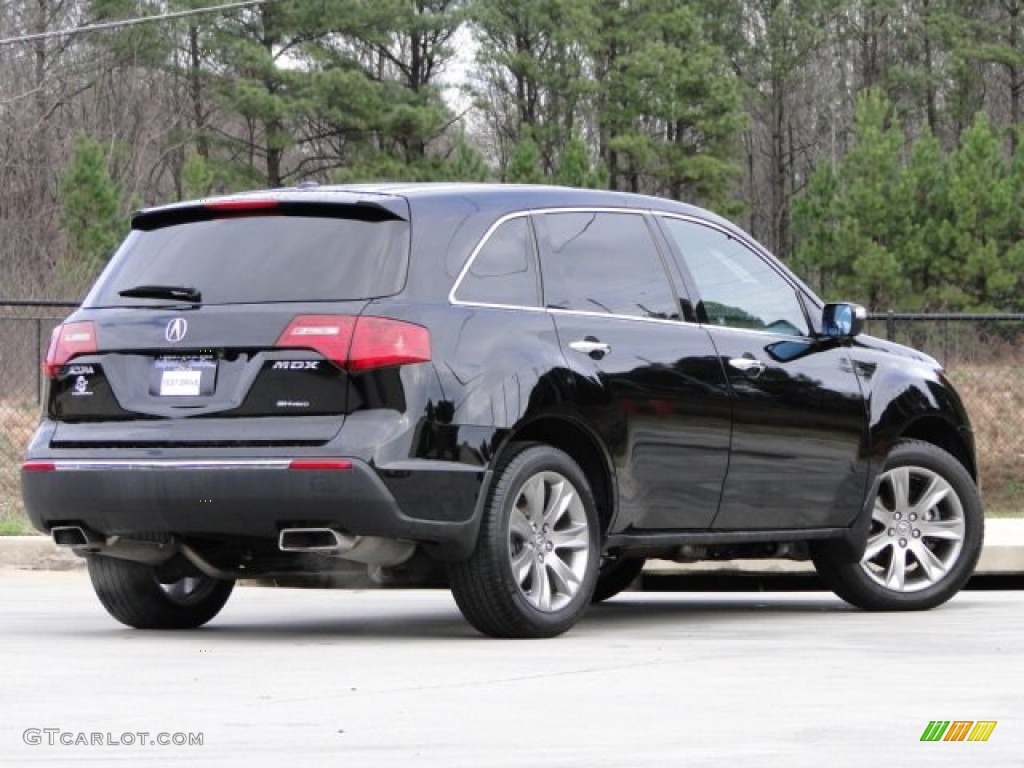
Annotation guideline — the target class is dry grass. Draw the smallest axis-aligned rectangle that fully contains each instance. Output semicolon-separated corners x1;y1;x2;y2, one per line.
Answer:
0;399;41;533
947;365;1024;514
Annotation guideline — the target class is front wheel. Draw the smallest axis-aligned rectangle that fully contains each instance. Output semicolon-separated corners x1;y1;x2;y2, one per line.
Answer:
88;555;235;629
447;443;600;638
812;439;983;611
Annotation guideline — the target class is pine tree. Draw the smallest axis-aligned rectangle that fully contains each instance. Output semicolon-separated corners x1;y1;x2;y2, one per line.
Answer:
472;0;598;174
505;130;545;183
182;151;215;199
946;112;1019;310
791;160;841;298
594;0;744;209
554;137;602;188
792;90;907;310
444;132;491;182
58;135;126;293
894;127;953;309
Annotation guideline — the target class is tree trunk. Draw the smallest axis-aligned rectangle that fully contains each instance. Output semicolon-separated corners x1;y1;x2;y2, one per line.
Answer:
770;71;788;257
189;26;208;160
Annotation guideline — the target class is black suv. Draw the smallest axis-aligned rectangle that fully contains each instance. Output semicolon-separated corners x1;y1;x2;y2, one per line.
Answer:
21;183;984;638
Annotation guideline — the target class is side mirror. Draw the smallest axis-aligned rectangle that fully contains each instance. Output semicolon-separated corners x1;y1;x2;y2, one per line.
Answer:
821;303;866;340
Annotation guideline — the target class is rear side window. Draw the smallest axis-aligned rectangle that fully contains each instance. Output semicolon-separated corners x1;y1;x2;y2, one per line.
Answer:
454;216;540;307
539;212;679;320
85;214;410;306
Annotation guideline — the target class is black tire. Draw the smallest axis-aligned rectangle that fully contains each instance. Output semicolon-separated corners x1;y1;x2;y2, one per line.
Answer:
812;439;983;611
447;443;600;638
592;556;646;603
87;555;235;629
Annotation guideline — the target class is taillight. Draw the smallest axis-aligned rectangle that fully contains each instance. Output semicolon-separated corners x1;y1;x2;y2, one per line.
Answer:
288;459;353;471
276;315;356;367
22;461;56;472
43;321;97;378
347;316;431;371
275;315;430;371
203;199;279;212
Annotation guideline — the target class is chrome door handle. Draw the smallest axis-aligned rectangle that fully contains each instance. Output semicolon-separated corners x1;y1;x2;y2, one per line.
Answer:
728;357;765;377
569;339;611;357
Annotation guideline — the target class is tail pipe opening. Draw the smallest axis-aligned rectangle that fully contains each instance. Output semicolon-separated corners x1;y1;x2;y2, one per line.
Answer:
278;527;414;566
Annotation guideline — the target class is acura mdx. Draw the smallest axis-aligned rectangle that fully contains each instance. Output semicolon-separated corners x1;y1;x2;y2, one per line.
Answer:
21;184;984;638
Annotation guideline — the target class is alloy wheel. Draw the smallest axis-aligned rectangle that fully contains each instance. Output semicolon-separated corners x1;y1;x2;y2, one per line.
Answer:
859;465;966;593
508;470;591;612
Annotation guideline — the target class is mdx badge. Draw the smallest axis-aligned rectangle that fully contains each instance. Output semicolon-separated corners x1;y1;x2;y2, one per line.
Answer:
272;361;320;370
165;317;188;343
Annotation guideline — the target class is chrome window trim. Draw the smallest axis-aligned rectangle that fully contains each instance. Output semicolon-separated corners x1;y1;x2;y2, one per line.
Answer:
545;307;685;328
448;205;804;336
449;206;659;308
652;211;804;291
653;211;813;337
448;211;537;308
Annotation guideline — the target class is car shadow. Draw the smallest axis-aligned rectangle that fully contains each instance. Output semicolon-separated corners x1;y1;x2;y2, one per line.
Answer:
169;590;859;642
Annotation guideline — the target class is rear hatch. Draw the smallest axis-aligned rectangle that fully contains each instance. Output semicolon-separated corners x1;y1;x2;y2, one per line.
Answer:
45;196;419;447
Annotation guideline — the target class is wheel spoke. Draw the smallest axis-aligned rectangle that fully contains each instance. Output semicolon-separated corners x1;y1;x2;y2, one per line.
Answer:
863;530;891;562
911;475;952;518
511;546;533;585
533;560;552;611
871;498;891;524
549;520;589;552
544;479;575;527
911;542;946;583
917;517;964;542
888;467;912;512
884;549;908;591
520;475;545;521
509;507;533;541
547;553;580;595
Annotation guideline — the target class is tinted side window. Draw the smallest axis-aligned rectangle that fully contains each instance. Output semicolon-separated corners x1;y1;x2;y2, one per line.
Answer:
455;217;539;306
661;218;808;336
540;212;678;320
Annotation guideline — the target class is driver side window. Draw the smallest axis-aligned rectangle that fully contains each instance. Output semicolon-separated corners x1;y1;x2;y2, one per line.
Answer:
660;218;808;336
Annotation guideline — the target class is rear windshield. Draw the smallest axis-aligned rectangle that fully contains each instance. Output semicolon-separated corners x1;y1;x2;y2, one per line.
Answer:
84;214;410;306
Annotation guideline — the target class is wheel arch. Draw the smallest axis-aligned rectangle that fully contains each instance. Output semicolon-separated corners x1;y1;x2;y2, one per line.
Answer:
899;415;977;481
498;415;617;535
866;365;978;482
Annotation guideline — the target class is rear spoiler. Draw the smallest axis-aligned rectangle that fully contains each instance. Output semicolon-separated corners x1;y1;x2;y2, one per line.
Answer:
131;198;408;231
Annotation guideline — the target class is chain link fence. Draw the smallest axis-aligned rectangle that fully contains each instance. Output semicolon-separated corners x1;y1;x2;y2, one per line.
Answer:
0;302;76;530
0;304;1021;530
866;313;1024;515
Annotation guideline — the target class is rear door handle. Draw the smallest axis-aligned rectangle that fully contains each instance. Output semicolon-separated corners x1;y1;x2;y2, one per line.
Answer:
728;357;765;377
569;339;611;358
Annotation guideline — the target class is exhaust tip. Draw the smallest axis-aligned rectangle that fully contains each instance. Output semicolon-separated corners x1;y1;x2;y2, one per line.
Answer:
279;528;352;553
51;525;101;548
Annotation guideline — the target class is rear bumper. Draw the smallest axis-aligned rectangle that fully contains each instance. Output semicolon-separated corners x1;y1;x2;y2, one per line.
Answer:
21;454;486;559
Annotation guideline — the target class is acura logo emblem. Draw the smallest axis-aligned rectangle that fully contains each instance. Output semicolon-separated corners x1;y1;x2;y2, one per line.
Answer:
165;317;188;343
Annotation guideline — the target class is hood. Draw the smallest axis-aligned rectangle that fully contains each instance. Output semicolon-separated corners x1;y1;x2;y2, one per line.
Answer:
851;334;942;369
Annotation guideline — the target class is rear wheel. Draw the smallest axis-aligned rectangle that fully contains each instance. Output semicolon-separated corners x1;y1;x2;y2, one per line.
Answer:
448;443;600;638
592;555;646;603
813;440;983;611
87;555;234;629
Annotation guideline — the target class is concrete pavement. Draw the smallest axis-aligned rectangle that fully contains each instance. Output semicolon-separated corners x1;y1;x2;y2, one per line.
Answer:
0;570;1021;767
